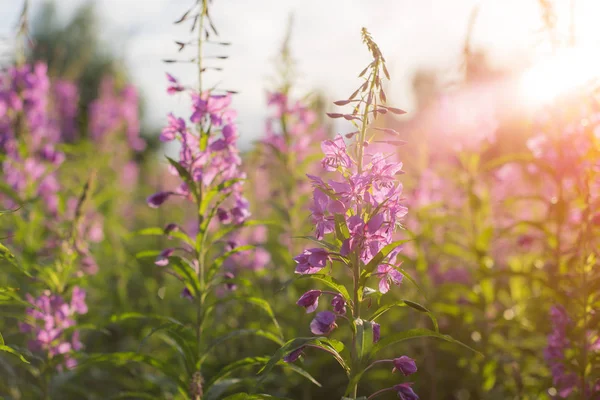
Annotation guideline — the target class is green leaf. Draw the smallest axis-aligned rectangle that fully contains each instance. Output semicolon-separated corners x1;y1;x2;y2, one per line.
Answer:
294;236;339;252
200;330;283;364
295;274;351;304
110;313;185;326
354;318;374;363
403;300;439;332
166;156;197;201
0;345;29;364
139;323;196;375
282;362;322;387
207;357;269;388
0;243;30;277
204;378;242;400
208;296;282;338
208;357;321;391
169;255;201;296
372;328;482;356
135;250;161;259
134;227;195;247
201;178;243;214
258;337;349;378
370;302;407;321
334;214;349;239
363;240;410;275
82;352;185;388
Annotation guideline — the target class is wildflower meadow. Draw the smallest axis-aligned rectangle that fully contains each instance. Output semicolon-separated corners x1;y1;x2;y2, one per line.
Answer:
0;0;599;399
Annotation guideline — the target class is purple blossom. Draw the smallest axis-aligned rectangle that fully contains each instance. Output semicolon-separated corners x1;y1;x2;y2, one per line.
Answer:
147;191;175;208
321;135;352;171
283;346;305;363
181;287;194;301
331;294;346;315
310;311;337;335
393;356;417;376
372;322;381;343
309;190;335;240
394;383;419;400
20;288;87;370
297;290;322;313
166;73;184;94
376;263;404;294
155;248;175;266
294;248;331;275
161;113;186;142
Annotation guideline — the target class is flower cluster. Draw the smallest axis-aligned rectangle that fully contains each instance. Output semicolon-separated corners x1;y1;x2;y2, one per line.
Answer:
149;74;249;223
544;305;578;398
147;74;251;299
223;226;271;272
277;28;423;400
89;77;145;151
0;63;64;214
19;287;88;370
262;91;326;163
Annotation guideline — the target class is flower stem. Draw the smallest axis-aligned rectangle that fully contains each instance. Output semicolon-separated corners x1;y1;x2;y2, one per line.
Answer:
367;387;394;400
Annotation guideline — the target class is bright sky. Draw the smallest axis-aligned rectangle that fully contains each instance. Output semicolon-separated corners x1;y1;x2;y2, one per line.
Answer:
2;0;600;147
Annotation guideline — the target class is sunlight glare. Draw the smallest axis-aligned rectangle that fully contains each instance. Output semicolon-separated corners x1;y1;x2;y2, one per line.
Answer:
518;48;600;108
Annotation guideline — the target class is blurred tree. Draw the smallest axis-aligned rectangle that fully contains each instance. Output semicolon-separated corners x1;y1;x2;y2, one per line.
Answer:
28;1;161;156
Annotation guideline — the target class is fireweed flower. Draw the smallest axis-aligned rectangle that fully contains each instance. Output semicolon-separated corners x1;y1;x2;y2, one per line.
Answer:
310;311;337;335
297;290;322;313
331;294;347;315
19;288;88;370
543;305;591;398
88;77;145;151
394;383;419;400
0;63;64;214
293;248;331;274
273;29;426;400
222;228;271;272
393;356;417;376
147;73;251;298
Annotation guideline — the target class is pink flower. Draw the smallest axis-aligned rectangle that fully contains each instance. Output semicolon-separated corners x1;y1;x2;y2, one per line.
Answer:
296;290;322;313
321;135;352;171
294;248;331;275
310;311;337;335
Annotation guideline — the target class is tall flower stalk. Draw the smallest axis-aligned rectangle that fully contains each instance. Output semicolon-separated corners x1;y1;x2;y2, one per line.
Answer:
141;2;295;398
260;28;475;400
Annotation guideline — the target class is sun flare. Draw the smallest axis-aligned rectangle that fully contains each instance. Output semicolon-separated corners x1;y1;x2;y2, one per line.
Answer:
518;47;600;108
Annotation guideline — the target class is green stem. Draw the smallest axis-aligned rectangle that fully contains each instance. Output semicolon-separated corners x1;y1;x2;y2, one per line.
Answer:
195;0;208;369
356;68;378;174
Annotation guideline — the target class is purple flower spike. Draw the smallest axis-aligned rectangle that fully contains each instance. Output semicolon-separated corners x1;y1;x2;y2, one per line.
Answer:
310;311;337;335
296;290;322;313
394;383;419;400
147;191;174;208
331;294;346;315
393;356;417;376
